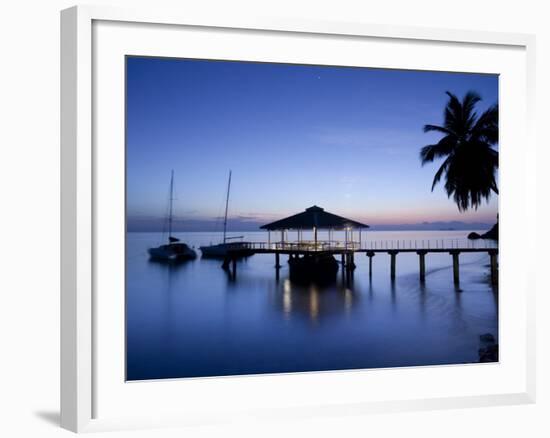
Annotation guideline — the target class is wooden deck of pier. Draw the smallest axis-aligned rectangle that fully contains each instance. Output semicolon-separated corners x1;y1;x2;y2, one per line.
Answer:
223;241;498;285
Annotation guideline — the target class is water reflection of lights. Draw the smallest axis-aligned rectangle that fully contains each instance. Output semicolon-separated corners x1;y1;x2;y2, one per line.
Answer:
309;285;319;321
283;279;292;316
344;288;353;312
279;279;358;321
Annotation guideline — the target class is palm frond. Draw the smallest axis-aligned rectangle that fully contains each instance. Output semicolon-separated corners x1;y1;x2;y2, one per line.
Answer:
420;90;499;211
420;136;456;165
471;104;498;144
431;157;451;191
462;91;481;114
423;124;455;136
444;92;462;128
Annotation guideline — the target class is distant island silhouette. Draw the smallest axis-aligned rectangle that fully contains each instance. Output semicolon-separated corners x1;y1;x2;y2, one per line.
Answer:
127;217;493;233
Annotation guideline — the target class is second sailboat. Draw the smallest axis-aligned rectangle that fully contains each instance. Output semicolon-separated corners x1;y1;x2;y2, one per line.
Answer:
200;171;254;258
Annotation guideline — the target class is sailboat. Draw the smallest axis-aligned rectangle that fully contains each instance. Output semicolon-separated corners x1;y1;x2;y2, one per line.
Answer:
200;171;254;258
148;170;197;262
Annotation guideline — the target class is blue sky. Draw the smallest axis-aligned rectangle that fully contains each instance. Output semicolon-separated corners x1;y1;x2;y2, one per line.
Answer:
126;57;498;231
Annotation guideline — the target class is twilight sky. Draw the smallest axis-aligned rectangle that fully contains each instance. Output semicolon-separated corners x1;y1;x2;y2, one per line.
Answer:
126;56;498;231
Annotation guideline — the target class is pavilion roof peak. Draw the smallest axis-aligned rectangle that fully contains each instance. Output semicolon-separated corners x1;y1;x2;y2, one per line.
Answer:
305;205;324;212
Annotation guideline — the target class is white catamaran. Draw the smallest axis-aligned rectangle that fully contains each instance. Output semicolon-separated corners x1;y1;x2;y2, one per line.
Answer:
200;170;253;258
148;170;197;262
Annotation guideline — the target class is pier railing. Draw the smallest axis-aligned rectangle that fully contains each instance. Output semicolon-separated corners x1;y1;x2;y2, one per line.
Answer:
241;240;361;251
363;239;498;250
238;239;497;252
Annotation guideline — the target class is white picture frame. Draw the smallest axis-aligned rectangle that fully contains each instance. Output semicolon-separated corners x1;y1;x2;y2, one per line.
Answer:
61;4;536;433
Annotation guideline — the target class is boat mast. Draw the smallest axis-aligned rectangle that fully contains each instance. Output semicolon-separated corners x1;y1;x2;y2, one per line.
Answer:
223;170;232;244
168;169;174;241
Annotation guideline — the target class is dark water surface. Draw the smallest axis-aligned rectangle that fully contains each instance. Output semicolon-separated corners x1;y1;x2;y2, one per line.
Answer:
126;231;498;380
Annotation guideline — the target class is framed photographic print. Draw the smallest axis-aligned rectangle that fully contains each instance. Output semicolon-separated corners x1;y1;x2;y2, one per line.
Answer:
61;5;536;433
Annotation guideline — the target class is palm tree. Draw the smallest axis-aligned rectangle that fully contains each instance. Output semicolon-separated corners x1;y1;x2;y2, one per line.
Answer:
420;91;498;211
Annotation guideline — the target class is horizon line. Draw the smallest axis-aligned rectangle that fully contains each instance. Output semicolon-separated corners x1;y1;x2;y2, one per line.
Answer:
127;226;494;233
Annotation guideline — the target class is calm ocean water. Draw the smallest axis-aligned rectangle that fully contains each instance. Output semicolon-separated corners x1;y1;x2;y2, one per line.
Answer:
126;230;498;380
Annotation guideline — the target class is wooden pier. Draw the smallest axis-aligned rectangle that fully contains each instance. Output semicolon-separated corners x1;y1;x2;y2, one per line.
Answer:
221;206;498;286
223;240;499;285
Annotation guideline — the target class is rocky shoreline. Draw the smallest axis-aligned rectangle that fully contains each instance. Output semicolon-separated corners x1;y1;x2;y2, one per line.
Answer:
468;222;498;241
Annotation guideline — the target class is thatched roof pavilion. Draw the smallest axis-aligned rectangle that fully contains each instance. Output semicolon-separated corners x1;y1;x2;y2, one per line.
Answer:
260;206;369;250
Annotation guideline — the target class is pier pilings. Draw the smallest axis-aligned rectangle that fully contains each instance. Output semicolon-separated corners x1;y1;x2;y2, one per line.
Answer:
224;244;497;288
417;250;428;282
346;252;356;271
366;251;375;277
450;250;460;284
388;250;399;280
222;256;237;280
489;250;498;285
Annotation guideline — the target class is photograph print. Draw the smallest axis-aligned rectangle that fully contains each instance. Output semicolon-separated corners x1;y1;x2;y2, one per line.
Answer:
125;56;499;381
